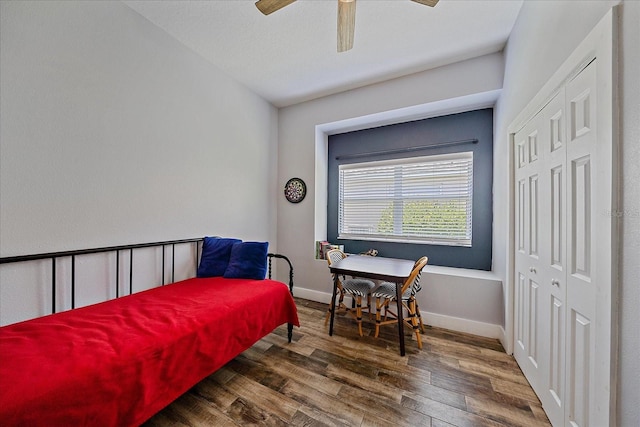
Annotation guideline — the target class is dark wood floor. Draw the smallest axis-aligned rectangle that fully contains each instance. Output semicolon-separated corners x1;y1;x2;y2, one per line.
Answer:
144;298;550;427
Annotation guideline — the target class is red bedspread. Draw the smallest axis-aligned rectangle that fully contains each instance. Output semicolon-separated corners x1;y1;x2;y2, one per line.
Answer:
0;277;299;426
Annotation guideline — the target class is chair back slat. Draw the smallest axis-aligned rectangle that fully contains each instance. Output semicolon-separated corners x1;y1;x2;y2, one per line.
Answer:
326;249;347;267
400;256;428;297
326;249;349;284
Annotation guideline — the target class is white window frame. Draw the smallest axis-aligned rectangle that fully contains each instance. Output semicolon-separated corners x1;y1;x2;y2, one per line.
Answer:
338;152;473;247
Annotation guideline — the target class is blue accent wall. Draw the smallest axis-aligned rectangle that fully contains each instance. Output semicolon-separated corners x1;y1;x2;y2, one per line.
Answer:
327;108;493;270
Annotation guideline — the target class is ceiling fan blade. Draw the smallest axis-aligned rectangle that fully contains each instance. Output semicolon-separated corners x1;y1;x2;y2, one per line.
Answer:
411;0;439;7
255;0;297;15
337;0;356;52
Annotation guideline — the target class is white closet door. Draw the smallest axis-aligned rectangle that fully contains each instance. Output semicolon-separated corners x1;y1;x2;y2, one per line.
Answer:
514;58;612;427
513;110;544;391
564;60;599;427
515;89;569;427
510;12;615;427
538;89;567;427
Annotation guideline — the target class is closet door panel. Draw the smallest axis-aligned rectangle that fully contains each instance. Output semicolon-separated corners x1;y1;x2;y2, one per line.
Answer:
568;309;591;427
565;60;597;427
513;115;544;390
539;90;567;427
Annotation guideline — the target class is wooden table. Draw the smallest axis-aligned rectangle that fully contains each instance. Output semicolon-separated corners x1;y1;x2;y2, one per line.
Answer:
328;255;415;356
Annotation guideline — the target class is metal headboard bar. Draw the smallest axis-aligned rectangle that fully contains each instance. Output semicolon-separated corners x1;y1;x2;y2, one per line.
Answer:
161;246;165;286
0;238;204;313
129;249;134;296
172;244;176;283
267;252;295;342
71;255;76;310
267;253;294;294
51;259;56;314
0;238;204;264
116;250;120;298
1;239;294;319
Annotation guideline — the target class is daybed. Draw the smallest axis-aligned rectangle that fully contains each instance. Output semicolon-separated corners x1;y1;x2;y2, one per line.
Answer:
0;238;299;426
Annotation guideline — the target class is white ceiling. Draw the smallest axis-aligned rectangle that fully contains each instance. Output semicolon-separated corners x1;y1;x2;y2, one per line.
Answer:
123;0;523;107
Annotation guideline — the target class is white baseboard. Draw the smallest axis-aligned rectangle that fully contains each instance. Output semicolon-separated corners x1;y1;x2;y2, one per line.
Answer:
422;311;504;340
293;287;503;341
293;287;334;304
498;326;509;353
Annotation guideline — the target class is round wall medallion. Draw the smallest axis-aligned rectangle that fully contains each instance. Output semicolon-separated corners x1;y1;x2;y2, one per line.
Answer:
284;178;306;203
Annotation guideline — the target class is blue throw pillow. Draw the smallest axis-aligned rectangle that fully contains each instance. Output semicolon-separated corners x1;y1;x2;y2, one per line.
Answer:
197;237;242;277
223;241;269;280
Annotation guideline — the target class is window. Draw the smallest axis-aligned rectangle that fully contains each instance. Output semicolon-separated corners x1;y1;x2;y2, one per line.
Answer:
338;152;473;247
327;108;493;271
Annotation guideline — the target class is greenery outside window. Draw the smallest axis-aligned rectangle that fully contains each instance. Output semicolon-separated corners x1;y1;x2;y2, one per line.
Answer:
338;152;473;247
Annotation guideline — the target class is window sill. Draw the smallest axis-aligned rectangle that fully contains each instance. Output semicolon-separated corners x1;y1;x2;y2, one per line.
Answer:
422;264;500;281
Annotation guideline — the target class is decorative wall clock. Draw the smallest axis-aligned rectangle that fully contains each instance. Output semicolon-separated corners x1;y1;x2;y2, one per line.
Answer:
284;178;306;203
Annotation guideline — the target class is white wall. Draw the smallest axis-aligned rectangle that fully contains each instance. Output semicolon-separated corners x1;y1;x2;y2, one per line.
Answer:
0;1;279;258
278;53;506;338
0;1;278;323
495;1;639;425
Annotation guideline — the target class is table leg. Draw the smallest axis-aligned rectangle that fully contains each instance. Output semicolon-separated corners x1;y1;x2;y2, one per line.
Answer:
396;281;405;356
329;274;339;336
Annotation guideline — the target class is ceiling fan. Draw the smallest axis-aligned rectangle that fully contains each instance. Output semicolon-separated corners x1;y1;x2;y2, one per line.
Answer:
255;0;439;52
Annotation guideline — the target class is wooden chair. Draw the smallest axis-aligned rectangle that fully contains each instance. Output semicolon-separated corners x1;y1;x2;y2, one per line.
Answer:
324;249;376;336
371;256;428;349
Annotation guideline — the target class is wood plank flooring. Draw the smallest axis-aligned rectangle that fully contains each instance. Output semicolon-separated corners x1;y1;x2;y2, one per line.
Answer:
144;298;550;427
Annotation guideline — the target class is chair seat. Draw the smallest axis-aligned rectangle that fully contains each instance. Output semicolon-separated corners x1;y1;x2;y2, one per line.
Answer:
341;278;375;296
371;256;428;350
324;248;377;337
370;281;411;300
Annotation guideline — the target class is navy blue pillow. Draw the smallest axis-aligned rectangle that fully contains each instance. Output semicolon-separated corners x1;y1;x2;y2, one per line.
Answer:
223;241;269;280
197;237;242;277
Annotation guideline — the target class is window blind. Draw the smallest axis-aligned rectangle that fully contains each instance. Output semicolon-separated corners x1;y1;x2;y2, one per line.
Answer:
338;152;473;246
